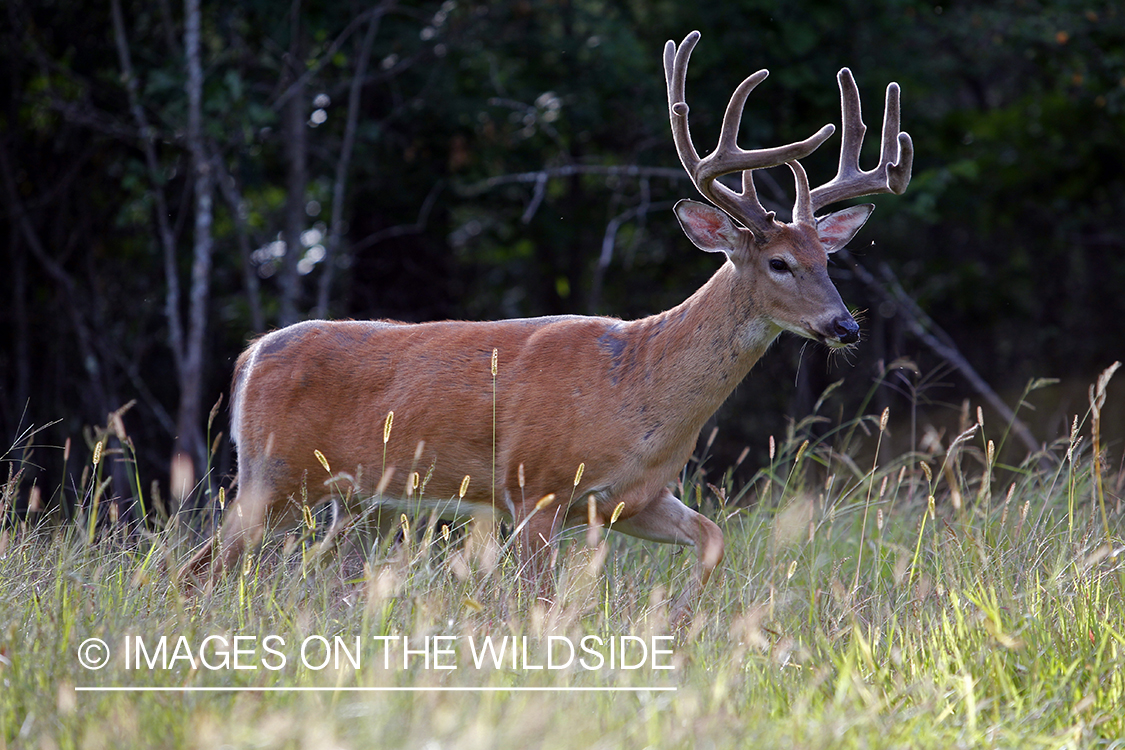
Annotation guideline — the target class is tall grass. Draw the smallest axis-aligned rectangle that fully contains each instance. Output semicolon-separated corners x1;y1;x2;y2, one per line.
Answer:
1;370;1123;749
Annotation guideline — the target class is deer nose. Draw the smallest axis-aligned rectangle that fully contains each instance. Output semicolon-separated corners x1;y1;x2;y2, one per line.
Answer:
833;316;860;344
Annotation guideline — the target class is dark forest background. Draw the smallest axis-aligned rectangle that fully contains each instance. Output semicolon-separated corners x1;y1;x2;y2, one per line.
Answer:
2;0;1123;517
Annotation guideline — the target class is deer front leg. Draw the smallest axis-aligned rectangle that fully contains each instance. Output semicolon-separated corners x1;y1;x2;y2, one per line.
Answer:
611;488;724;620
511;501;567;606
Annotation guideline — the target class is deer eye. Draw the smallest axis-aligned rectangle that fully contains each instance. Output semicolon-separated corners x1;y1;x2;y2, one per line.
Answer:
769;258;790;274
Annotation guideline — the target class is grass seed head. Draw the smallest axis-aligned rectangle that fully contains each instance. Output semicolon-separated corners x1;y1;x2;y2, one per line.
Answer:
208;394;223;431
111;411;128;441
1093;361;1121;406
314;449;330;474
573;462;585;487
170;452;194;504
375;467;395;496
459;474;470;498
610;501;625;525
383;410;394;444
586;496;600;547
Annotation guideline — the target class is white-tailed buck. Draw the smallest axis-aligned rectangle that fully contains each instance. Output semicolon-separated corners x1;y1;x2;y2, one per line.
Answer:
186;31;912;612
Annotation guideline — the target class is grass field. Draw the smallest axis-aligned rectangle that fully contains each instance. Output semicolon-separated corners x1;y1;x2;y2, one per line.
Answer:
2;371;1124;749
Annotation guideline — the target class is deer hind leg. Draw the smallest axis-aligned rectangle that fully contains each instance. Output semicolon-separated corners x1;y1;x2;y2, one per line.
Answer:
347;499;408;560
611;488;724;620
182;472;283;585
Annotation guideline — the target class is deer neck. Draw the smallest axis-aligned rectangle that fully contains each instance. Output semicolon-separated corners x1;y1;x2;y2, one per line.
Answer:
615;260;779;448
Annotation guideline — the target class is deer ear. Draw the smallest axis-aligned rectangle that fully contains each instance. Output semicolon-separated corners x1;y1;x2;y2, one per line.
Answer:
675;200;744;255
816;204;874;254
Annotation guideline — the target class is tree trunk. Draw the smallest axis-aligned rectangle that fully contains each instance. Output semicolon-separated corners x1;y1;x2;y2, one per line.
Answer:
279;0;307;326
176;0;214;481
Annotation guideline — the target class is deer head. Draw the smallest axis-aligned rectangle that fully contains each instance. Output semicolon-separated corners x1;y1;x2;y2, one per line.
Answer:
664;31;913;348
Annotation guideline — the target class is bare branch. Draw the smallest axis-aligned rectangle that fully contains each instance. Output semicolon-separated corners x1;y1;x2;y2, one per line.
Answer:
349;180;443;254
521;172;550;224
316;4;389;317
270;4;393;112
111;0;185;372
589;199;677;313
460;164;689;197
839;249;1040;457
0;138;107;411
211;149;264;333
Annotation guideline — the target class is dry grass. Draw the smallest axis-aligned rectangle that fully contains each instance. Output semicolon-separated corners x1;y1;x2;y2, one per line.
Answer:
1;368;1124;749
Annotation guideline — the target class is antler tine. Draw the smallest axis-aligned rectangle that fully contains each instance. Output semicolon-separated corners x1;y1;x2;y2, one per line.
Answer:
705;72;836;179
881;83;914;195
809;68;914;213
665;31;834;234
665;32;702;173
713;70;772;155
788;160;814;227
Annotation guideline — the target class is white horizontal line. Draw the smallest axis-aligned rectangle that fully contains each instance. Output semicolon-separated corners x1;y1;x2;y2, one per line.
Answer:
75;685;676;693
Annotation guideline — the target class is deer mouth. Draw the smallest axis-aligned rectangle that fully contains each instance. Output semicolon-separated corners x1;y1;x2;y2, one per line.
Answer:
807;316;860;348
